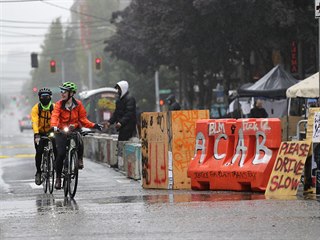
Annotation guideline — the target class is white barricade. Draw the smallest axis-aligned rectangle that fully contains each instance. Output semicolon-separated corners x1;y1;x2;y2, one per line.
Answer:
124;143;142;180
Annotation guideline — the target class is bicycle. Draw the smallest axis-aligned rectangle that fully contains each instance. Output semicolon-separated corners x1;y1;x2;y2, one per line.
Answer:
40;133;55;194
58;127;93;198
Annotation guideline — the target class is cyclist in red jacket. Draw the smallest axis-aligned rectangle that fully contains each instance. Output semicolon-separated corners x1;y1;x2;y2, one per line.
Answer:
50;81;103;189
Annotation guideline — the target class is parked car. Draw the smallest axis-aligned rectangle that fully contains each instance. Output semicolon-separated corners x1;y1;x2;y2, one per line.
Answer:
19;115;32;132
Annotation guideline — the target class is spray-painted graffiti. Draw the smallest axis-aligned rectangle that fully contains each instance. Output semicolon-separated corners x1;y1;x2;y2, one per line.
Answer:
188;118;282;191
141;112;168;188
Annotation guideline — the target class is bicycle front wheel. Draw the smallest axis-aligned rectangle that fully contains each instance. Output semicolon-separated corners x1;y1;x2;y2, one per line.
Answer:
48;149;55;194
68;149;78;199
41;151;48;193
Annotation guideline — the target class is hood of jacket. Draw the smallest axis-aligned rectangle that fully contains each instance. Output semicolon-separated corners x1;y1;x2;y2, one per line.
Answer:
116;80;129;99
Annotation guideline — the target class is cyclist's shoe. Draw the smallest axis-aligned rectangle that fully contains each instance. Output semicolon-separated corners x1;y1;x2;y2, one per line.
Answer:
55;177;61;190
35;172;42;185
78;158;84;170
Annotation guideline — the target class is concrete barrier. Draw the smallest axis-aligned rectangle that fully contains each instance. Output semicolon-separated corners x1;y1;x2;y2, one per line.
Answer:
83;134;95;159
83;110;214;189
117;141;127;172
124;143;142;180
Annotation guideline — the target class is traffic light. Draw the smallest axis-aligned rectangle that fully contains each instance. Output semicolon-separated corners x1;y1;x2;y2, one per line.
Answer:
95;57;101;70
33;87;38;93
159;99;165;106
50;60;56;73
31;53;38;68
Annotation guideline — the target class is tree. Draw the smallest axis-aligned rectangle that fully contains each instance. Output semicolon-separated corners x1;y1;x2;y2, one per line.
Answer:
104;0;317;110
29;18;64;103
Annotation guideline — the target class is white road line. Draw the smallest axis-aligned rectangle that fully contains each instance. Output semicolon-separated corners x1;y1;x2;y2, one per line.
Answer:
29;183;43;189
116;179;132;184
0;165;10;192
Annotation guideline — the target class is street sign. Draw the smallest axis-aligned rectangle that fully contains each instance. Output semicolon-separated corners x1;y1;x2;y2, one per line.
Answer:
316;0;320;18
159;89;171;94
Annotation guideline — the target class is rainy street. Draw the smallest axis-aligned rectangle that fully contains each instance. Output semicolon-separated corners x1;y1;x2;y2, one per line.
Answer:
1;1;320;239
0;109;319;240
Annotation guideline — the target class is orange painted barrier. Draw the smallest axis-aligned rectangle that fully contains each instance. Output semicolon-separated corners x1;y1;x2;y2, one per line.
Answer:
187;118;282;191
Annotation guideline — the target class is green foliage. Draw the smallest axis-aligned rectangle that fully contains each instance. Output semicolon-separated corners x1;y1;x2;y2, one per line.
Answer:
105;0;317;109
26;0;317;112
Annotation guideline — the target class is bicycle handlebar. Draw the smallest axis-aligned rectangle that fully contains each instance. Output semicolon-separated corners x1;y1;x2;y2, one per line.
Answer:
51;127;95;137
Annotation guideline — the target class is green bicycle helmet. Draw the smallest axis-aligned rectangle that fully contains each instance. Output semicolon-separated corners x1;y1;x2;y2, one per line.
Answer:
59;81;77;92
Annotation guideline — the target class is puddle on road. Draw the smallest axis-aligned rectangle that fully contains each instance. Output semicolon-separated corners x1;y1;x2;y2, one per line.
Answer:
36;194;79;213
0;194;79;218
97;191;320;205
1;192;319;217
98;192;266;205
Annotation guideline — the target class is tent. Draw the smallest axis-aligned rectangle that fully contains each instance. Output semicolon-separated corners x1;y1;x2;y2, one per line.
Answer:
234;65;298;118
238;65;299;99
286;72;319;98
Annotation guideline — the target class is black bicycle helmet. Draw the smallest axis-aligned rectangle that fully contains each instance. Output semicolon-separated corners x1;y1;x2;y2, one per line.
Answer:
38;88;52;96
59;81;77;92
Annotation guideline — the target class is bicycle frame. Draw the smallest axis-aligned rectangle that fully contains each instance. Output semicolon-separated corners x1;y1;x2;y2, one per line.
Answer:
40;133;55;194
56;127;94;198
61;129;81;199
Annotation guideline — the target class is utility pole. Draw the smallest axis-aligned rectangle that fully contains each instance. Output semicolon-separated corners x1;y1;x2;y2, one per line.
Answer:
88;50;93;90
61;59;65;84
314;0;320;195
155;70;160;112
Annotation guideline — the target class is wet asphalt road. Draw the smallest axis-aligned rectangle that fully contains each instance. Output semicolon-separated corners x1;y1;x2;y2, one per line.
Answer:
1;110;320;239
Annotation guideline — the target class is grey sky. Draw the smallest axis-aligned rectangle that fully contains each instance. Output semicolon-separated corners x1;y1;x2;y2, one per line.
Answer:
0;0;74;94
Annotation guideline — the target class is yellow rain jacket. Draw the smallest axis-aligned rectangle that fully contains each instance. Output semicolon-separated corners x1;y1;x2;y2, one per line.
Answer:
31;103;55;134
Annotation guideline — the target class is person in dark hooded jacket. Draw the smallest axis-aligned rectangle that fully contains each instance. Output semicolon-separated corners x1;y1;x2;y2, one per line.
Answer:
105;80;137;141
166;94;181;111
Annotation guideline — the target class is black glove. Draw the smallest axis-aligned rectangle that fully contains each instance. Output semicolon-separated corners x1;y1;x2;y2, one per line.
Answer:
34;134;40;145
94;123;103;131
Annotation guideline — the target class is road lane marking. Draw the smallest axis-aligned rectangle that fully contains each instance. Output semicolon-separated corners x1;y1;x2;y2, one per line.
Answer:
29;183;43;189
0;144;33;149
116;179;132;184
0;164;10;192
0;154;35;159
14;154;35;158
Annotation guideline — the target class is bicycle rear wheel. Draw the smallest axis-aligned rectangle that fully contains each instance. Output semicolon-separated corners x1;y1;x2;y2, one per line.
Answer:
48;150;55;194
68;149;78;198
41;151;48;193
61;155;69;197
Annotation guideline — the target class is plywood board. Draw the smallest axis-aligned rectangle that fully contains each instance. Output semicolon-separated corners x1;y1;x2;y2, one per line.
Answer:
141;112;169;189
170;110;209;189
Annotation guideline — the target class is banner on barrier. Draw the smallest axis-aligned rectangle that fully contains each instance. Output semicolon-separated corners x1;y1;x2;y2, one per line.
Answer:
265;140;311;196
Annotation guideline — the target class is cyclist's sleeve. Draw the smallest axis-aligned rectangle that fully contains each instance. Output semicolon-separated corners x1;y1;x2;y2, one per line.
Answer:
78;101;95;128
50;101;61;128
31;104;39;134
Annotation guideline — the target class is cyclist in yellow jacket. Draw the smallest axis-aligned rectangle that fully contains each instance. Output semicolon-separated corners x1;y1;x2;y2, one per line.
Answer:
31;88;55;185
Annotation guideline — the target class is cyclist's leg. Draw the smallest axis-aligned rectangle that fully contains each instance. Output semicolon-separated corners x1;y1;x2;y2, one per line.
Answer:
54;133;67;189
51;137;57;159
34;136;45;185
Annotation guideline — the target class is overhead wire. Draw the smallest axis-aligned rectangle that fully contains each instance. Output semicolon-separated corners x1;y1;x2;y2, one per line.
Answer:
0;39;106;57
1;0;115;58
40;0;110;22
0;0;44;2
0;18;106;25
